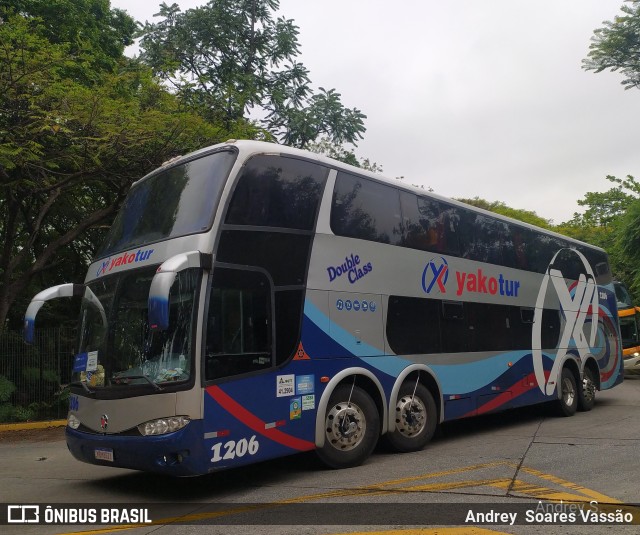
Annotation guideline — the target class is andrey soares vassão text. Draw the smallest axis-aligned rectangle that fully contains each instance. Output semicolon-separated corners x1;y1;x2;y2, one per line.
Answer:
464;501;635;526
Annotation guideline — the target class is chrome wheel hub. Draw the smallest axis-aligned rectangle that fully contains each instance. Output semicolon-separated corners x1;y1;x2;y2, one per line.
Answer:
582;375;596;403
325;402;366;451
395;394;426;437
562;377;576;406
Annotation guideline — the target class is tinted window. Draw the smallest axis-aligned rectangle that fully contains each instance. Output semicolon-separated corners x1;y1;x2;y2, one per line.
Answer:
98;150;236;257
217;230;312;286
614;282;633;308
225;155;328;230
540;309;561;349
205;268;272;380
386;296;555;355
528;234;566;273
386;296;441;354
511;225;533;271
619;314;640;349
400;192;462;255
460;213;513;265
331;172;403;244
329;173;608;277
274;290;304;364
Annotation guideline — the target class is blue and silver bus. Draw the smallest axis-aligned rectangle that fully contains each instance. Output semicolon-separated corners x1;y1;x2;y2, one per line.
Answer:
25;140;623;475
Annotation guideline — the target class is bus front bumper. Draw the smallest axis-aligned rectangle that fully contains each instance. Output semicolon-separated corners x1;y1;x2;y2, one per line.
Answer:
65;420;210;476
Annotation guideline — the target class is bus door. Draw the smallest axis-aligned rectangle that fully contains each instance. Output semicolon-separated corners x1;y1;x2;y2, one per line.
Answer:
200;265;316;469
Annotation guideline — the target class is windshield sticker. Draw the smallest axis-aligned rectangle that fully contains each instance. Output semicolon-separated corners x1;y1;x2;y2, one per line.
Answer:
96;248;155;277
86;351;98;372
72;353;88;373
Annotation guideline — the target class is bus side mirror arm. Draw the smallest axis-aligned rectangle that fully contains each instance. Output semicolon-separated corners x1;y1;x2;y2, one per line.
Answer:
148;251;212;331
24;283;86;343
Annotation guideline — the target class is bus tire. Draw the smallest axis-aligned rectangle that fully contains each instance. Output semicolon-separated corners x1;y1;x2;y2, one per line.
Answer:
555;367;578;417
386;382;437;453
578;367;597;412
316;384;379;469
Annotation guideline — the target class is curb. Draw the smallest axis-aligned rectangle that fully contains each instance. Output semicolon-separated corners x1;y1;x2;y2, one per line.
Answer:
0;420;66;433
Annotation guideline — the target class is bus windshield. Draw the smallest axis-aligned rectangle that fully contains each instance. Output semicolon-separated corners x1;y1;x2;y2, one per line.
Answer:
619;312;640;350
74;267;200;390
97;149;236;258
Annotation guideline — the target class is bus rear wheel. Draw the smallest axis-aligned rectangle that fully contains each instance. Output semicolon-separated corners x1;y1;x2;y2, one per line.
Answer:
578;367;597;412
316;384;379;469
555;367;578;417
386;382;437;453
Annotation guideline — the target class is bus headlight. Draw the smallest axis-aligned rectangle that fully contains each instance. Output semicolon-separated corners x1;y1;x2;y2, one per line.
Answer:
138;416;190;436
67;413;81;429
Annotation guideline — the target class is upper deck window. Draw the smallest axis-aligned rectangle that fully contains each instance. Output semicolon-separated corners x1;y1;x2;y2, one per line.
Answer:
329;171;611;280
225;155;328;230
331;172;403;244
97;150;236;258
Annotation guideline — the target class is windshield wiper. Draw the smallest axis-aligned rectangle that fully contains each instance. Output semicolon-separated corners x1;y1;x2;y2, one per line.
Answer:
110;374;163;391
69;380;94;394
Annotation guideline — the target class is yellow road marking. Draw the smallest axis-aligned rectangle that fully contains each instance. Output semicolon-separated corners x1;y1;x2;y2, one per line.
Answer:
518;466;621;504
330;529;510;535
56;462;628;535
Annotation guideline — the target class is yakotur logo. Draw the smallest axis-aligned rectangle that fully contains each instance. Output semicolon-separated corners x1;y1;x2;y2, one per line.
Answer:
532;249;599;396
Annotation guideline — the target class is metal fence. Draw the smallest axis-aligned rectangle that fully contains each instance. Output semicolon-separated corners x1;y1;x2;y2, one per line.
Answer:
0;327;76;423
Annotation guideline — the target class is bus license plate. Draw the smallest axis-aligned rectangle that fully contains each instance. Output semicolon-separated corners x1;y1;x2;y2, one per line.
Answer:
94;448;114;462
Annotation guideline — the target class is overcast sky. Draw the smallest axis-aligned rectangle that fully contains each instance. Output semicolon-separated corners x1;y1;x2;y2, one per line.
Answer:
110;0;640;224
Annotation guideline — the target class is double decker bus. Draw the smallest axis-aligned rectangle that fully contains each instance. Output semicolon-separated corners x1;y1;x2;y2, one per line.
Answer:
24;140;623;475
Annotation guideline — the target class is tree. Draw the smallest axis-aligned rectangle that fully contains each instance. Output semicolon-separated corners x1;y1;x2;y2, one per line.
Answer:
3;0;137;77
0;11;246;329
307;138;383;172
557;175;640;293
619;199;640;295
583;0;640;89
138;1;366;148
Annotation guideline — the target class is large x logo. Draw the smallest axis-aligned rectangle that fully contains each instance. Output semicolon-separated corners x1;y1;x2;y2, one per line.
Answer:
532;249;598;395
422;258;449;294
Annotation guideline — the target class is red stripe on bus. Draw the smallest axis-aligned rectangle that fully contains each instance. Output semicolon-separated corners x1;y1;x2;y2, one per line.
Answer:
470;371;550;417
205;385;315;452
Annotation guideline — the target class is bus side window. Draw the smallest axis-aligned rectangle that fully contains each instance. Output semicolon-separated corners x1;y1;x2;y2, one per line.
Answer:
205;267;272;381
225;155;328;231
331;172;403;245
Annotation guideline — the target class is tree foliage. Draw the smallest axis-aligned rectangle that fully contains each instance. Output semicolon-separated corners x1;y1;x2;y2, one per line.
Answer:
0;0;373;330
557;175;640;297
583;0;640;89
307;138;383;172
3;0;137;77
138;0;366;148
0;8;245;329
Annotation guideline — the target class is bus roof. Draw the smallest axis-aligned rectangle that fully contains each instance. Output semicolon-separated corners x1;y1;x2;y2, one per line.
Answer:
135;139;606;254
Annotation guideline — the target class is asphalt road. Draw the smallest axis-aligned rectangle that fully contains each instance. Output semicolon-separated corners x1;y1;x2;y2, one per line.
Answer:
1;376;639;535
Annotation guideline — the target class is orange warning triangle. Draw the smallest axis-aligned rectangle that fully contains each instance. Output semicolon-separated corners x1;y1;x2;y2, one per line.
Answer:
293;342;311;360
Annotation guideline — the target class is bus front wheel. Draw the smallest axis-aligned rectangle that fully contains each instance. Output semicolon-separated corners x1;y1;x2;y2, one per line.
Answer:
386;382;437;453
316;384;379;469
